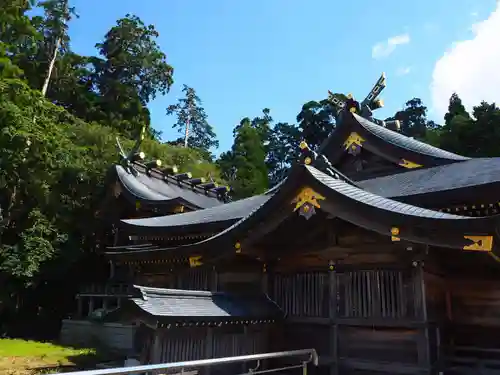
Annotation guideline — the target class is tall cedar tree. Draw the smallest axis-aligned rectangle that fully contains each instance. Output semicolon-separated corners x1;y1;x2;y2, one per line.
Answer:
166;84;219;157
93;14;173;138
438;93;473;154
218;117;268;199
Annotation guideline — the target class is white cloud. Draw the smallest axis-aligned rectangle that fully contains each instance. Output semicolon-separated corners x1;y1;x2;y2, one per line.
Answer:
470;22;481;33
371;34;410;59
430;4;500;120
396;66;412;76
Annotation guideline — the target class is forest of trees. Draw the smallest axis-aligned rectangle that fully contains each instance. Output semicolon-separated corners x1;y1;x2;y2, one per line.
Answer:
1;0;499;337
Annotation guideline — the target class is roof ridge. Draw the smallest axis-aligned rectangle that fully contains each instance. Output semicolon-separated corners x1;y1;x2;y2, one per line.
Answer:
304;164;470;219
129;162;231;202
353;113;469;161
134;285;223;299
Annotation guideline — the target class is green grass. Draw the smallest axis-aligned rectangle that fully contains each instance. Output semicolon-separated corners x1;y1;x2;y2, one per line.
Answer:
0;339;99;374
0;338;95;358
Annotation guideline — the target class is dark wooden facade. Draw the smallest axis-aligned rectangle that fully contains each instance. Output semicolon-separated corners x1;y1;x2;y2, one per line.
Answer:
92;83;500;375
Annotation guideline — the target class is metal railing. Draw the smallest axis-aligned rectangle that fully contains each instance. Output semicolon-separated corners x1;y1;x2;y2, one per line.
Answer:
51;349;319;375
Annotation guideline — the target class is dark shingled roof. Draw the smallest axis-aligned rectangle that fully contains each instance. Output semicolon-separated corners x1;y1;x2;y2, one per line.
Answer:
358;158;500;198
106;163;500;262
130;285;283;320
116;165;223;209
118;178;287;234
353;114;469;161
319;113;469;168
306;165;468;220
119;158;496;232
121;194;271;229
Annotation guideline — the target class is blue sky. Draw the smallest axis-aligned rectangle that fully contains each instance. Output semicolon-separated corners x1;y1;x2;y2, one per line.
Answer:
41;0;498;153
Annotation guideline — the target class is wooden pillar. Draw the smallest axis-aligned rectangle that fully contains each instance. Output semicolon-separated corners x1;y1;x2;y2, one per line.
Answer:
414;260;431;373
242;326;248;373
212;266;218;292
88;297;94;316
205;327;213;375
109;260;115;280
262;268;269;294
113;225;119;246
151;330;163;371
76;296;83;318
102;298;108;311
329;261;338;375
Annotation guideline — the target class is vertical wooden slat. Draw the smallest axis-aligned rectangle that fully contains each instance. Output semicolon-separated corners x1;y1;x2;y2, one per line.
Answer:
345;272;351;317
414;262;431;372
329;265;338;375
359;271;364;317
273;271;330;318
391;270;398;318
398;271;406;318
363;271;369;317
356;272;362;317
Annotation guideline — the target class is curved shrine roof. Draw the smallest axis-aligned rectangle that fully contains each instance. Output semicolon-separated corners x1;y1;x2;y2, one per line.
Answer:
358;157;500;198
120;194;272;234
115;164;225;209
354;114;468;161
320;112;469;168
107;164;500;262
118;157;500;235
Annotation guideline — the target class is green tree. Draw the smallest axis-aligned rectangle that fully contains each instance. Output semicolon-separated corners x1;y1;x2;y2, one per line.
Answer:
386;98;429;139
218;118;268;199
93;14;174;138
444;93;470;126
0;0;38;78
436;92;500;157
437;93;472;154
466;102;500;156
12;0;76;90
0;79;80;283
296;99;336;149
95;14;173;105
38;0;75;95
266;122;301;186
231;108;273;148
250;108;272;142
166;84;219;155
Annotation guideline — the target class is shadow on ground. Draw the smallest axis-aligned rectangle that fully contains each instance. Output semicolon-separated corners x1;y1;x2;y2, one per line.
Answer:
33;347;125;374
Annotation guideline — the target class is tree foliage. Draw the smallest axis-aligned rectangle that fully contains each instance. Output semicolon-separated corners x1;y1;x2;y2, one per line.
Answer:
219;115;269;199
266;122;301;186
385;98;432;139
296;99;336;149
166;84;218;156
439;95;500;156
1;0;499;339
0;3;222;333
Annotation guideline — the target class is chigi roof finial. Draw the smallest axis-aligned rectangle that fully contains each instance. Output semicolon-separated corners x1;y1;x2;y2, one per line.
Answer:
326;73;398;130
116;125;147;175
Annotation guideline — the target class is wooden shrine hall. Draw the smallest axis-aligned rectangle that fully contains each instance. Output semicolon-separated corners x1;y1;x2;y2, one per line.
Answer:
90;75;500;375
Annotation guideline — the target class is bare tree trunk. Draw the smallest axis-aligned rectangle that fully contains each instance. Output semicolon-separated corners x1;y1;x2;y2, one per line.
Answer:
41;0;68;97
183;108;190;148
41;37;61;97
